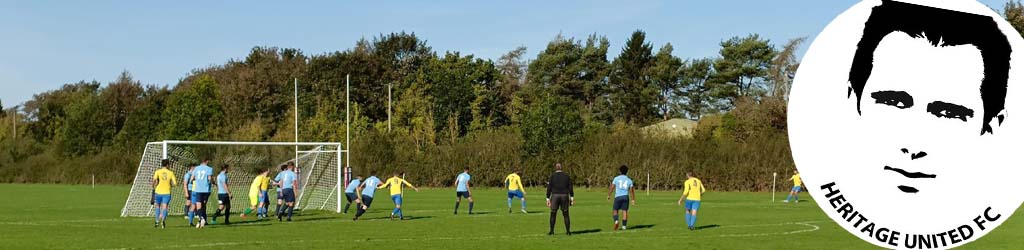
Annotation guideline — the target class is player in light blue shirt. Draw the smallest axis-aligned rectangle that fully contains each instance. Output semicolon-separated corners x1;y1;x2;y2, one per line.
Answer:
274;162;299;222
190;159;215;228
182;164;196;222
607;165;636;231
453;167;474;215
271;164;287;219
353;171;383;221
211;164;232;225
344;175;363;214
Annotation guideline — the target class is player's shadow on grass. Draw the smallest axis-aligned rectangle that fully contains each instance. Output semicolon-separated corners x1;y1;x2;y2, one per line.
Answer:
401;215;434;221
570;229;601;235
468;211;493;215
228;220;272;225
290;216;335;222
628;224;655;230
695;224;720;230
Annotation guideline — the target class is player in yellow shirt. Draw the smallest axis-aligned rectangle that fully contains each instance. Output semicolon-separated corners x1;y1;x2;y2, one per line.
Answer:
677;172;705;230
151;159;176;228
784;169;802;203
504;170;527;214
380;172;419;220
243;168;270;219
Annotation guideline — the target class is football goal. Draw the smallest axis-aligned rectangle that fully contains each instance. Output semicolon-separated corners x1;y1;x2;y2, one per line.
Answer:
120;140;349;217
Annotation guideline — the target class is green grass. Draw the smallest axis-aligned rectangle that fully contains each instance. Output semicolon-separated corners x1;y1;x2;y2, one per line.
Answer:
1;184;1022;249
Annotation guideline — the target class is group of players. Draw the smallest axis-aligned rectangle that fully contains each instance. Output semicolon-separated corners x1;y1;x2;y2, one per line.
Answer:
151;158;804;233
149;158;300;229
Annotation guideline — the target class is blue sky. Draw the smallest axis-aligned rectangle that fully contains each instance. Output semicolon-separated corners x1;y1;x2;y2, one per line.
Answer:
0;0;1009;107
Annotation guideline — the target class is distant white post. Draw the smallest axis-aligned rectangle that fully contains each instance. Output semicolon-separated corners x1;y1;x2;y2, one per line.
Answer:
772;172;778;203
646;170;650;196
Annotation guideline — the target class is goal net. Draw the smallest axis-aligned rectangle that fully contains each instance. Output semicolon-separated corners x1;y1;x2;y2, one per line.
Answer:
120;141;348;217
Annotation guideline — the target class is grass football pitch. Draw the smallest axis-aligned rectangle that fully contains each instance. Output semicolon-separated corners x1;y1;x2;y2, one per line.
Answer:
1;184;1022;249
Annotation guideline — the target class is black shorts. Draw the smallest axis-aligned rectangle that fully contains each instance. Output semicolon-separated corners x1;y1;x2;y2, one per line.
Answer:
195;192;211;205
550;194;570;212
218;193;231;205
345;193;357;203
456;191;471;199
360;195;374;207
282;188;296;203
276;190;283;200
613;196;630;211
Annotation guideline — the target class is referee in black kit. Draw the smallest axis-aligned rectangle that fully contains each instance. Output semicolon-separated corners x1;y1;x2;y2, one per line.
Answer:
546;163;574;235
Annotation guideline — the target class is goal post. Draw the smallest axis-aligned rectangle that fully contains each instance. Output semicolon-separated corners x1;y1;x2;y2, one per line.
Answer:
120;140;348;217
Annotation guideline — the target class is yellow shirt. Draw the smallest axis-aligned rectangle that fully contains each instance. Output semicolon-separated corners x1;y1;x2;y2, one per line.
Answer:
505;173;523;191
249;175;268;196
790;174;802;186
152;168;177;195
683;177;705;201
381;176;414;196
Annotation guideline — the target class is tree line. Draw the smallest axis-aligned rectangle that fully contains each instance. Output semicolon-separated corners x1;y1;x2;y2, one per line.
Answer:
3;3;1022;189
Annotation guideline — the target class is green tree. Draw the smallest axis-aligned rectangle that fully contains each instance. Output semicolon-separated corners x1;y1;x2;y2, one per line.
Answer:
1006;1;1024;37
114;86;171;149
609;30;657;124
520;96;583;155
768;37;806;99
709;34;777;109
60;88;111;156
23;81;100;142
159;75;224;140
414;52;498;139
678;58;715;120
525;34;610;113
496;46;528;126
100;71;145;135
651;43;684;120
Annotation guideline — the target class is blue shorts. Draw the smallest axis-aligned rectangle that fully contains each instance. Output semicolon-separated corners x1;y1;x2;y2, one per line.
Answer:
684;199;701;211
391;195;403;205
791;186;802;192
260;191;270;204
154;194;171;205
508;190;524;199
346;192;358;203
613;196;630;211
456;191;471;199
282;188;296;203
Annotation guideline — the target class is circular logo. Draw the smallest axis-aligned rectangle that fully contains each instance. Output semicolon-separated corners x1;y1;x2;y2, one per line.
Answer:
789;0;1024;248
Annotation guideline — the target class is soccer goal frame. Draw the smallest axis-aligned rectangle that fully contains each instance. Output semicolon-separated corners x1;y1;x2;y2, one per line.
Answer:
120;140;350;217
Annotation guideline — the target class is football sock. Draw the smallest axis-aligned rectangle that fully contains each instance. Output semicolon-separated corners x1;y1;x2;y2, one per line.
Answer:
468;202;474;214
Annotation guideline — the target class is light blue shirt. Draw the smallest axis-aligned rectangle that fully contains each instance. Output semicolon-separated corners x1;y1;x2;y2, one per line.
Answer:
613;175;633;198
456;172;471;192
192;164;214;193
345;179;361;194
217;171;228;194
361;176;381;198
275;170;297;190
183;169;193;191
274;171;283;191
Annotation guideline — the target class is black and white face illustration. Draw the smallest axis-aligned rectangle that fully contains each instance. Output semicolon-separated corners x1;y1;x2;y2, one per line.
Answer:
789;0;1024;248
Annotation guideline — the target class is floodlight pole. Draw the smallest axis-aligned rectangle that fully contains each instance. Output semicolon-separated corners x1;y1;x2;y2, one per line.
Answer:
11;106;16;141
341;74;351;213
388;82;392;132
294;78;299;165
